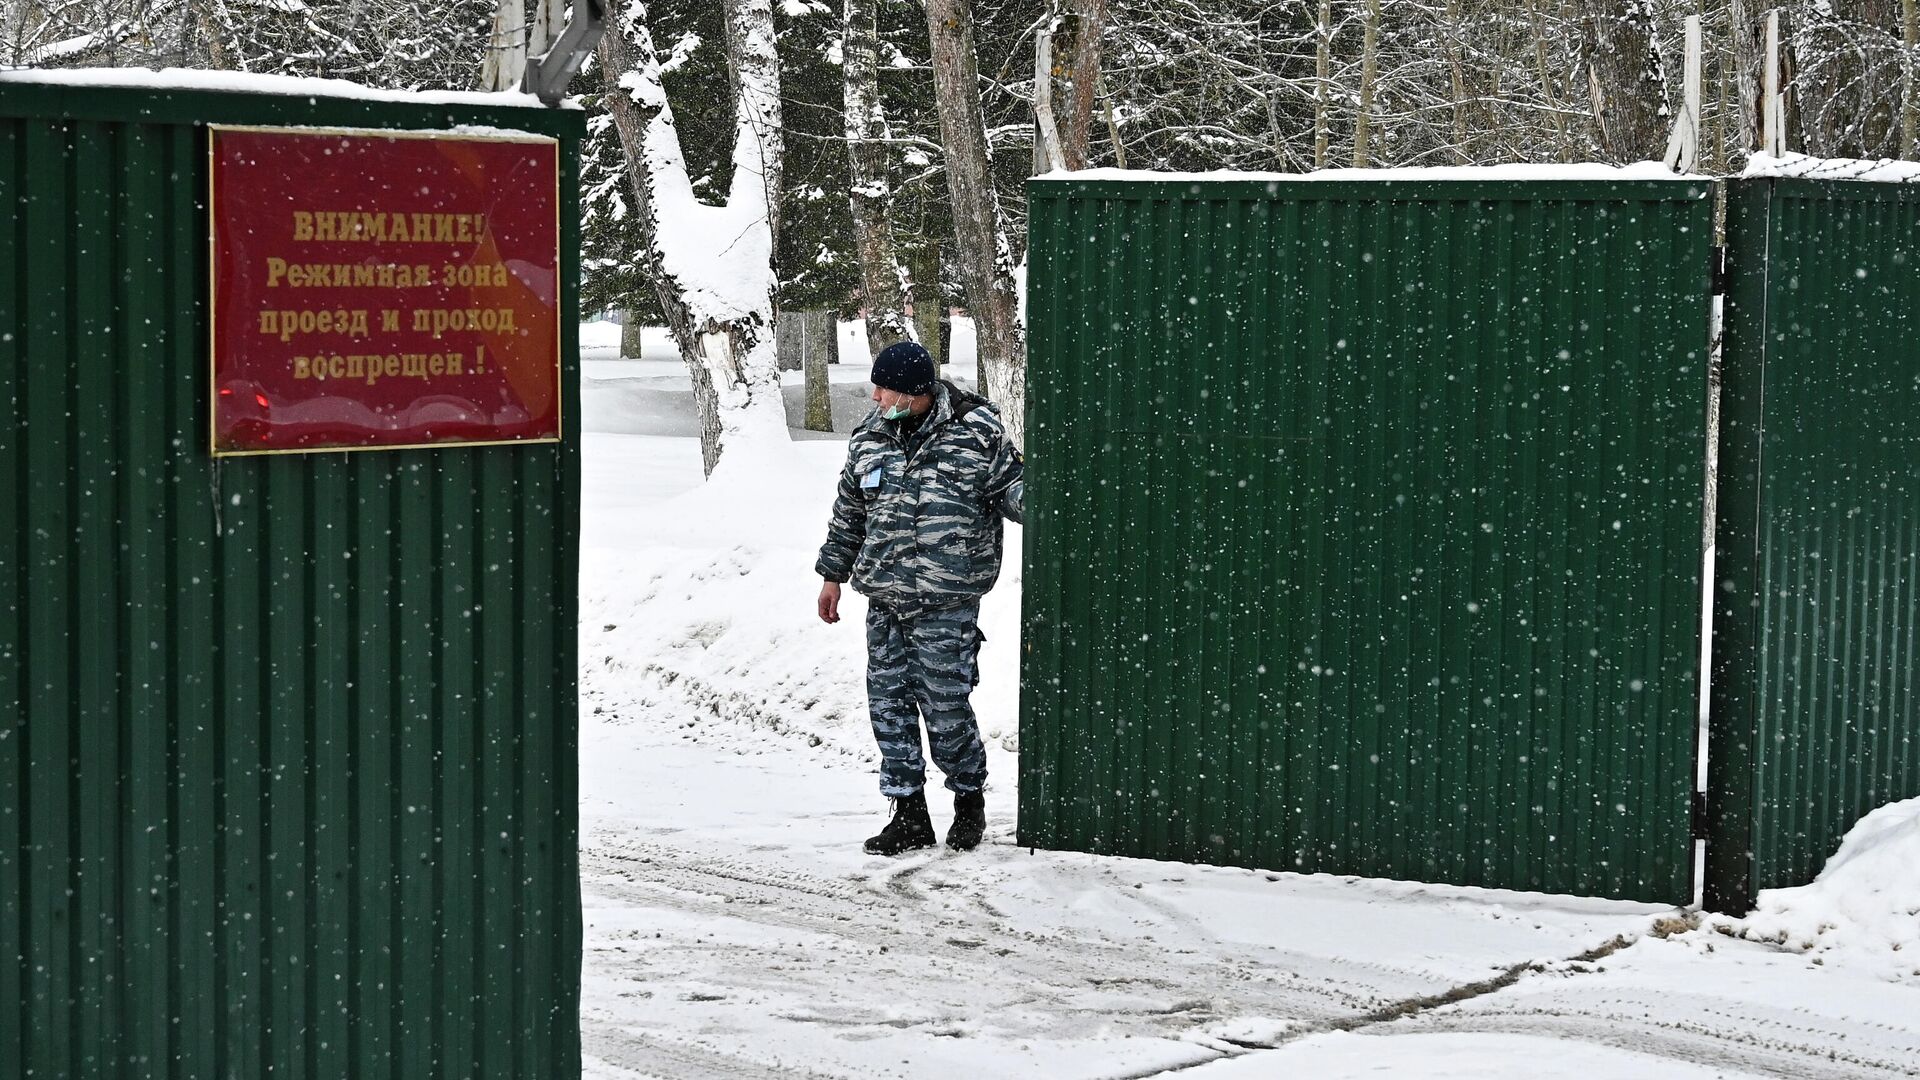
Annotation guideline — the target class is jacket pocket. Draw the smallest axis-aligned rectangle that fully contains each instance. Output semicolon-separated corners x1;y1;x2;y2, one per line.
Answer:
852;478;911;584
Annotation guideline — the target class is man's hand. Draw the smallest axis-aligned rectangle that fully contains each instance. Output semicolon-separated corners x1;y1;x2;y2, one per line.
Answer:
817;580;842;624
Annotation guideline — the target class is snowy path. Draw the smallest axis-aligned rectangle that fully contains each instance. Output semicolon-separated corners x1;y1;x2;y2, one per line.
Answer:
574;370;1920;1079
579;724;1646;1078
578;709;1920;1080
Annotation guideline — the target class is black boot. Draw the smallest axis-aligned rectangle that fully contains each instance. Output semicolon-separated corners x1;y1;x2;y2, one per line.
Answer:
864;790;936;855
947;789;986;851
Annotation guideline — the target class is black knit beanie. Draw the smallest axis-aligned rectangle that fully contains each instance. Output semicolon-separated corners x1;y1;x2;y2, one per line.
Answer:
870;341;936;395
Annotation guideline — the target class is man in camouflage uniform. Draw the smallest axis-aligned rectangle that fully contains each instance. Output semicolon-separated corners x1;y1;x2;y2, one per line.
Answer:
815;341;1025;855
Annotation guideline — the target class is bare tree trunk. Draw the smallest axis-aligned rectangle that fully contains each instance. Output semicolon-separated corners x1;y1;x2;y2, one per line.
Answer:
843;0;913;356
776;310;805;371
908;243;944;369
926;0;1026;446
1790;2;1843;154
620;312;646;359
1315;0;1332;168
1447;0;1473;163
1713;0;1729;173
1059;0;1105;169
1579;0;1670;162
804;310;835;432
1730;0;1766;154
1099;69;1129;167
1354;0;1381;167
600;18;717;459
1265;92;1287;169
599;18;696;354
183;0;232;69
1530;0;1572;161
1907;0;1919;157
599;0;788;476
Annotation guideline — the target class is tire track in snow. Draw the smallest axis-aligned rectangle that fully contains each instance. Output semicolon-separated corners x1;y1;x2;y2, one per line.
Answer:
579;826;1475;1079
1399;992;1920;1078
1123;940;1920;1080
582;1019;849;1080
587;831;1433;1013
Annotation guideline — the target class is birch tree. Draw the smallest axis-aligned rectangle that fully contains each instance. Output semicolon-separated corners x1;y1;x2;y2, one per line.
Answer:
598;0;789;475
1353;0;1381;166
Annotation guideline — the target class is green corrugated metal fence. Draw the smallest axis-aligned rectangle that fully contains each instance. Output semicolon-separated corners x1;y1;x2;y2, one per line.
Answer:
1706;177;1920;912
1;83;583;1078
1021;179;1714;903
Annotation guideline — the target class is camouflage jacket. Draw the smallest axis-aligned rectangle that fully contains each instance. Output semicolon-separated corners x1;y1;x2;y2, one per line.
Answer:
815;380;1025;610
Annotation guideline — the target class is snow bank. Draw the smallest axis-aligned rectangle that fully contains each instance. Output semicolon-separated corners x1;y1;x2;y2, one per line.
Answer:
1709;796;1920;980
0;65;571;108
1040;161;1706;184
579;319;623;353
580;438;882;761
1743;152;1920;183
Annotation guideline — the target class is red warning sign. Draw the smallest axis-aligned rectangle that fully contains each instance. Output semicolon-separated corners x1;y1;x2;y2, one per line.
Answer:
210;125;562;455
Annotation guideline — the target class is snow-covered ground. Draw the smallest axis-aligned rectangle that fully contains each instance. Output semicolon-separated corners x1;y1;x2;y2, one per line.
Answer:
576;322;1920;1079
1706;796;1920;983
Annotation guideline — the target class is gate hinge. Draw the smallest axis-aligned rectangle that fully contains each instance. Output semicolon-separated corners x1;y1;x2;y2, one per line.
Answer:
1709;246;1728;295
1691;790;1710;840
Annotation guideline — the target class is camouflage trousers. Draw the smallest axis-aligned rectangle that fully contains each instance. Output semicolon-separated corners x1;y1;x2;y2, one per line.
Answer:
865;599;989;797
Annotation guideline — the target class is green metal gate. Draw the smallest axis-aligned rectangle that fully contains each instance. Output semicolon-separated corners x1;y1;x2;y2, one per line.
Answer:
1706;176;1920;912
1;80;584;1078
1021;178;1714;903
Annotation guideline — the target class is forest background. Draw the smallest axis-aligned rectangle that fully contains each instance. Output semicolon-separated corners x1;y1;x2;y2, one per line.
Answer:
5;0;1909;459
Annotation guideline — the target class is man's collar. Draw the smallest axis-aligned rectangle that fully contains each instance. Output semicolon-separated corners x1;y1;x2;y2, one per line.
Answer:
922;381;952;426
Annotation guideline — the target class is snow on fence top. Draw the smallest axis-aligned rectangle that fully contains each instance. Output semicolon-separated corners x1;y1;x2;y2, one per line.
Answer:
1742;152;1920;184
1038;157;1920;187
0;65;577;110
1036;162;1706;184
